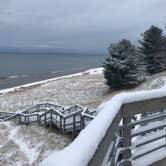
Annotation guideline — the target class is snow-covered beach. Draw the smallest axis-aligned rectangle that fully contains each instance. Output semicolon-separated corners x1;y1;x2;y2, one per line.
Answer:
0;68;107;166
0;68;166;166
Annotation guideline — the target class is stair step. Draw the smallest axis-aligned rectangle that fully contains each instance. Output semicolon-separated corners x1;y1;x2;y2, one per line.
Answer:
133;139;166;160
132;120;166;137
133;148;166;166
133;129;166;147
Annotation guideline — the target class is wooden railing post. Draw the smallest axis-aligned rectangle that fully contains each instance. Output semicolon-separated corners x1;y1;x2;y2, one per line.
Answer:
36;104;39;112
80;114;85;130
63;117;66;134
27;116;29;124
50;110;53;128
18;114;21;124
60;115;62;132
37;114;40;125
122;116;132;166
24;116;27;125
44;113;46;125
72;114;76;139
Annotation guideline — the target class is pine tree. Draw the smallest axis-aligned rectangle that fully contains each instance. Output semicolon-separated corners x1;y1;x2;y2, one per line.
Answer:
139;25;166;74
103;39;145;89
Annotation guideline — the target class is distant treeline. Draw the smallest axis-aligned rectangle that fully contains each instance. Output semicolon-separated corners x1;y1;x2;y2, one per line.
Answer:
103;25;166;89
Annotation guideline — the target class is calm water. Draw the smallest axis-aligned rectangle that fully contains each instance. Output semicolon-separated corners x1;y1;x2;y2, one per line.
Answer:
0;53;105;90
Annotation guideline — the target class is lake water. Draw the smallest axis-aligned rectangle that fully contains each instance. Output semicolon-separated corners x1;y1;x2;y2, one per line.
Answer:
0;53;106;90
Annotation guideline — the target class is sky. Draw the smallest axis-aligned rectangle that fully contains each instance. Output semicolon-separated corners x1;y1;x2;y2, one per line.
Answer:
0;0;166;53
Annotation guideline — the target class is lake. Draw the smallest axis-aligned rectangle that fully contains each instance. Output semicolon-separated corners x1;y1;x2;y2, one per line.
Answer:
0;53;106;90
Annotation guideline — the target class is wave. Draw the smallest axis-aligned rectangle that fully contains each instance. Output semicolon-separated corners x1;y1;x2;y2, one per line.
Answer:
0;74;28;80
8;75;19;79
0;66;92;81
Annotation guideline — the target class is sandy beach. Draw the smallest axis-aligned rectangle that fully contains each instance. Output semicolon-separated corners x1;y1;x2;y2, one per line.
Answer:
0;68;166;166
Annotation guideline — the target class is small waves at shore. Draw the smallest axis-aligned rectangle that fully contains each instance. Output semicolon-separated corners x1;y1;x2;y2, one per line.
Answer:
0;74;29;81
0;66;94;90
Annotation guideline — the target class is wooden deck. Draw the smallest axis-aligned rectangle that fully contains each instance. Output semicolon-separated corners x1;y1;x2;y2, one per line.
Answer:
0;103;95;137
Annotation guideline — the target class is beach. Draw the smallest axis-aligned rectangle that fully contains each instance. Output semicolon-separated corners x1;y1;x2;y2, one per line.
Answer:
0;68;108;166
0;68;166;166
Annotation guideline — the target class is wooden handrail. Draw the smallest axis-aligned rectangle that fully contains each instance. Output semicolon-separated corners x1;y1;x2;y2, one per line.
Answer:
0;103;86;136
88;96;166;166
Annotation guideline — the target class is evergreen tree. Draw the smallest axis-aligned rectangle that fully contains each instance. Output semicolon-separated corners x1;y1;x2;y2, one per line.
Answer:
103;39;145;89
139;25;166;74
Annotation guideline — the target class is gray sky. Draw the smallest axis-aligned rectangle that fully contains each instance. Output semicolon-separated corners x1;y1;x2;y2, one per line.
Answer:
0;0;166;53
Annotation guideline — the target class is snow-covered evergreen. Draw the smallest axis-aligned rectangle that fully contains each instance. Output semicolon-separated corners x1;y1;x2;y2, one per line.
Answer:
103;39;145;89
139;25;166;74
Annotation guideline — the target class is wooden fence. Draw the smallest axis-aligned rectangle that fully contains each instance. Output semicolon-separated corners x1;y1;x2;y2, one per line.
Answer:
0;103;95;137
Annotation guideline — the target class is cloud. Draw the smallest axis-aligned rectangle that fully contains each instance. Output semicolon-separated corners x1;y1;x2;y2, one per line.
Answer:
0;0;165;53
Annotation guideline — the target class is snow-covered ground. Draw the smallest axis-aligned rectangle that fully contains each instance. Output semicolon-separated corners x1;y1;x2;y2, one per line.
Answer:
0;121;70;166
0;68;106;166
41;76;166;166
0;68;166;166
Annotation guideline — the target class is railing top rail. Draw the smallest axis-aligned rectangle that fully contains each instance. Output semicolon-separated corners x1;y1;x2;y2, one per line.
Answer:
81;107;89;115
37;102;63;108
83;113;95;119
75;104;84;109
61;105;84;115
64;109;84;118
61;105;76;111
20;102;64;114
19;112;41;116
51;108;65;117
19;106;35;113
3;113;18;121
122;96;166;117
0;111;16;114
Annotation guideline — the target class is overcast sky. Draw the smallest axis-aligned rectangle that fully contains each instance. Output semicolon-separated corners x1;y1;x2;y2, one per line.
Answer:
0;0;166;53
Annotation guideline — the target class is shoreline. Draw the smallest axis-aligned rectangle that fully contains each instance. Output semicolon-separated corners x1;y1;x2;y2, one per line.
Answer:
0;66;101;91
0;67;103;95
0;53;105;90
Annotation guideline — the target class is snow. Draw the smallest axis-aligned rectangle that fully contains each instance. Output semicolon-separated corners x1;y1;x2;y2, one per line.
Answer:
132;129;166;148
133;136;166;166
132;120;166;137
41;87;166;166
0;67;106;166
6;122;41;164
133;147;166;166
86;68;103;75
133;139;166;159
132;114;141;144
0;120;71;166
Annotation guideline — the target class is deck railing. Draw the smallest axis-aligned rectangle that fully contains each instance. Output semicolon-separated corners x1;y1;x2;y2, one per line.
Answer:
0;111;16;121
0;103;88;137
81;107;96;129
88;96;166;166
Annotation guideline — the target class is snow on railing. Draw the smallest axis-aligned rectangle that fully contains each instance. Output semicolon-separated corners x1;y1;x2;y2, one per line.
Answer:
41;87;166;166
0;103;89;137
